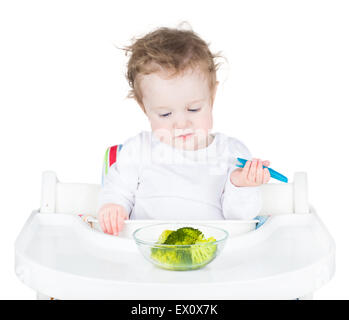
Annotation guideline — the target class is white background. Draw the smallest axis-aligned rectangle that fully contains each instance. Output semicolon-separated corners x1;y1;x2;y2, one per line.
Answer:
1;0;348;299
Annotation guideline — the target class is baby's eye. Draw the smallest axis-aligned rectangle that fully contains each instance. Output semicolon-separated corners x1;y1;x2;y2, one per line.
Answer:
159;112;172;118
188;108;201;112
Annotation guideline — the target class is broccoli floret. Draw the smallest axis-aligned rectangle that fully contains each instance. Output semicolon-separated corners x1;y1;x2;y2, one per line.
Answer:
150;244;192;269
191;237;217;265
177;227;203;240
150;226;217;270
151;246;190;265
156;229;174;244
163;227;203;245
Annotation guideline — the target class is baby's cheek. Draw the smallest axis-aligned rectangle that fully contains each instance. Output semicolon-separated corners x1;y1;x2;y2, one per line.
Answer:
196;113;213;132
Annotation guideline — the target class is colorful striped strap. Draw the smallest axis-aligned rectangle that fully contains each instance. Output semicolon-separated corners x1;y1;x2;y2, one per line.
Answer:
103;144;123;176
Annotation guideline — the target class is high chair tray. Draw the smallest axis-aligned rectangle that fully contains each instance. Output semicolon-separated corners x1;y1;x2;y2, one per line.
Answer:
15;210;335;300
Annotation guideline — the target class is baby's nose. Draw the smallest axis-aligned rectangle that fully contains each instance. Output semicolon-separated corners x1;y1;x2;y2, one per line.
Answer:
174;115;191;129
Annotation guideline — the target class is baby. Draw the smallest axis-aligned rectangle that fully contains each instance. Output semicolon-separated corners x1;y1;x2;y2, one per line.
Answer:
97;26;270;236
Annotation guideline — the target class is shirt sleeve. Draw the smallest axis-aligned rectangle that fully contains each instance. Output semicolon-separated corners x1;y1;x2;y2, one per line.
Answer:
97;135;142;216
221;138;262;220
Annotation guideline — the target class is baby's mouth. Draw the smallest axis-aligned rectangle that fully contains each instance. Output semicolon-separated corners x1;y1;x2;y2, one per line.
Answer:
174;130;195;140
176;133;193;139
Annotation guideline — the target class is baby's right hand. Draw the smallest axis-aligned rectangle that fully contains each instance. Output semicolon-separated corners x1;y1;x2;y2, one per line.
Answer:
97;203;129;236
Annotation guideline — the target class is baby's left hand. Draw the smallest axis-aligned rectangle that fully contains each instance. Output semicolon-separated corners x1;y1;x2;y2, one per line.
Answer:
230;158;271;187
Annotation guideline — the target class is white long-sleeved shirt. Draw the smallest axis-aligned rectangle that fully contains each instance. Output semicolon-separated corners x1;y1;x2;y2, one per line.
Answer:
98;131;262;220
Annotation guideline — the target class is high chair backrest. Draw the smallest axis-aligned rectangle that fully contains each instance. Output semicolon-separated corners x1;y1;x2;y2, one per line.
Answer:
40;170;309;217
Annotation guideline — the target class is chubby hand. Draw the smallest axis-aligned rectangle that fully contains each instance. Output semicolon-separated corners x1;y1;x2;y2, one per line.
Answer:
98;203;129;236
230;158;271;187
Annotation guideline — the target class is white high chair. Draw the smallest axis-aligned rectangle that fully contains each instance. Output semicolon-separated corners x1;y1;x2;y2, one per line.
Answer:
15;171;335;300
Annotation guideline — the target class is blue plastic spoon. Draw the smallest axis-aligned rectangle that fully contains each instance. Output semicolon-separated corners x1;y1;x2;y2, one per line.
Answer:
236;157;288;183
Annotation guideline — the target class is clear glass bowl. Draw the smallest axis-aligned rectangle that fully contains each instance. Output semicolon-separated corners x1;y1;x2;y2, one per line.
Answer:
133;223;229;271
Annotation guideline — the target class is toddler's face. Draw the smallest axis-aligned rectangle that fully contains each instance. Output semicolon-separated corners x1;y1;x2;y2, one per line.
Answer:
139;67;218;150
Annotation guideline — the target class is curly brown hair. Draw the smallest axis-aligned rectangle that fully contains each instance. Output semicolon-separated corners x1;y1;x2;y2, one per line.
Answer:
119;25;223;111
